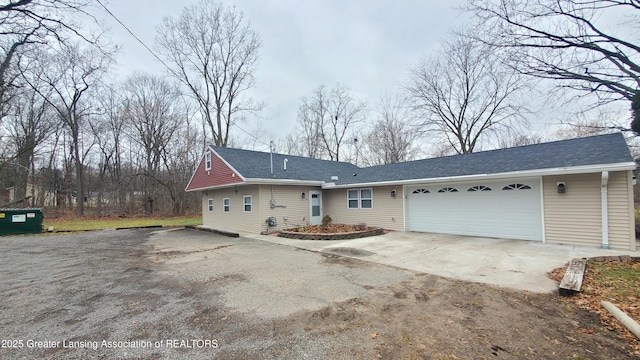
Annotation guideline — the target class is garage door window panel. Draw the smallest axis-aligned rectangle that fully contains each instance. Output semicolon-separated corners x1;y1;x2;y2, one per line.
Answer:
468;186;492;192
412;188;430;194
437;187;458;193
502;183;532;190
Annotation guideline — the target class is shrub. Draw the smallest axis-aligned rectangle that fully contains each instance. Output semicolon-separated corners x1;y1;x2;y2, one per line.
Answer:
321;215;332;227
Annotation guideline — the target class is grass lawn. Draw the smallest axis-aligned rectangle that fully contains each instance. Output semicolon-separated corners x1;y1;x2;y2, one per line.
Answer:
44;216;202;232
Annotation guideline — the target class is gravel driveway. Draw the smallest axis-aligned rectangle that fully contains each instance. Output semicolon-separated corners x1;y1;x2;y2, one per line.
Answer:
0;228;634;359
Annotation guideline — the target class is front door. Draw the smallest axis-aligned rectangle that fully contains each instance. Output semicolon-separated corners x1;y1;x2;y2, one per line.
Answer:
309;190;322;225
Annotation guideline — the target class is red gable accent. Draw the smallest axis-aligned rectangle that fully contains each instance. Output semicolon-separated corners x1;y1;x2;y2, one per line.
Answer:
185;149;244;191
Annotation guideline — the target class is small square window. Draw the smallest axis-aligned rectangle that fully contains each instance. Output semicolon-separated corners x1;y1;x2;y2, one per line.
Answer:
223;198;230;213
243;195;252;212
207;198;213;212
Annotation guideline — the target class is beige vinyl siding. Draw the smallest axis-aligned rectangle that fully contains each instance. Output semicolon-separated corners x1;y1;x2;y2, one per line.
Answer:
323;186;404;231
543;171;635;250
626;171;637;251
543;173;601;247
258;185;320;232
607;171;635;250
202;185;261;233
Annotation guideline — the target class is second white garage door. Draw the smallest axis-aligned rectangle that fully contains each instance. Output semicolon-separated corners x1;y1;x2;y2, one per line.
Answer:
406;178;543;241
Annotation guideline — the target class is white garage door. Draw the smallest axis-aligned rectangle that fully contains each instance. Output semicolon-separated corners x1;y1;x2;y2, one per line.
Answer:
406;178;542;241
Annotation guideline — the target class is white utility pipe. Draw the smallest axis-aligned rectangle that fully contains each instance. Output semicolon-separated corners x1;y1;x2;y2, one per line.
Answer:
601;171;609;249
601;301;640;340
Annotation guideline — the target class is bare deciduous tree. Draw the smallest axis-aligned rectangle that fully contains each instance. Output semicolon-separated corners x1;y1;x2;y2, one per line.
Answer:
553;109;625;140
361;95;420;166
0;0;107;124
160;106;203;215
407;33;526;154
294;86;328;159
295;84;367;161
122;72;182;215
1;88;55;204
22;43;112;215
498;133;544;149
156;0;263;147
90;84;128;213
465;0;640;127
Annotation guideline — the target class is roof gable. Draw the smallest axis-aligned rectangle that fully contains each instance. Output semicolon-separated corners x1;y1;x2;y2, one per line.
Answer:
185;149;244;191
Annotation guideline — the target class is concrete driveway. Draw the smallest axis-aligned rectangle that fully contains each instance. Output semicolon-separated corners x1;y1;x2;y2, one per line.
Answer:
243;231;638;293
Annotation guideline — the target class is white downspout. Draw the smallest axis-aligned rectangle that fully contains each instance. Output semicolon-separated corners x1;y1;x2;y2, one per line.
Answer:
601;171;609;249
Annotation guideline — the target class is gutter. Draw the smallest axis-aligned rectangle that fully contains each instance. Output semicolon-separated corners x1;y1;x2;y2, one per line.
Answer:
187;162;636;192
322;162;636;189
187;178;324;192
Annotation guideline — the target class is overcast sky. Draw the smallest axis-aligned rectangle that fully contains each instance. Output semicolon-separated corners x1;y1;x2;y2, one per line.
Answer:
98;0;470;149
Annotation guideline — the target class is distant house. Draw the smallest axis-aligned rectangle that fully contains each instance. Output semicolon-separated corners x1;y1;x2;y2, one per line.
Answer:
186;133;636;251
6;183;57;207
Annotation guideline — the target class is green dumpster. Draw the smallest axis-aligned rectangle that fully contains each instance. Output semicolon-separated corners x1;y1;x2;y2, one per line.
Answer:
0;208;43;235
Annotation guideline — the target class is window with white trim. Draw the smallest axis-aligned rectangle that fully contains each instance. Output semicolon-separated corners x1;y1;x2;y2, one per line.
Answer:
223;198;230;213
347;188;373;209
207;198;213;212
205;152;212;171
243;195;252;212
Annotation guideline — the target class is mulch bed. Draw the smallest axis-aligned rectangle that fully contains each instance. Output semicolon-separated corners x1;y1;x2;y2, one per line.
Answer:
278;224;384;240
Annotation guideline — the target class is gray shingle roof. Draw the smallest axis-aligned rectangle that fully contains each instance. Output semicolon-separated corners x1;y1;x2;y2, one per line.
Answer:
211;146;360;183
212;133;634;186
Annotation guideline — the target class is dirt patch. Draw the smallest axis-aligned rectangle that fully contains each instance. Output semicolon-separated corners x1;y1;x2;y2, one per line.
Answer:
214;275;632;359
323;247;375;257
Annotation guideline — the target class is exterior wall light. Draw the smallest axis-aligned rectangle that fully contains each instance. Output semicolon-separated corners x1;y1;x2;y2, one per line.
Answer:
557;182;566;194
391;189;397;198
301;191;306;199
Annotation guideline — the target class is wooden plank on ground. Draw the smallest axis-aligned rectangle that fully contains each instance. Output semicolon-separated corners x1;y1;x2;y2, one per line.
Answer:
559;258;587;296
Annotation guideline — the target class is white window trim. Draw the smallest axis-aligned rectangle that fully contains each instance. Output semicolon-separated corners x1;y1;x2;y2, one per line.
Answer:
243;195;252;213
347;189;359;209
207;198;214;212
347;188;373;209
223;198;230;213
205;152;212;171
